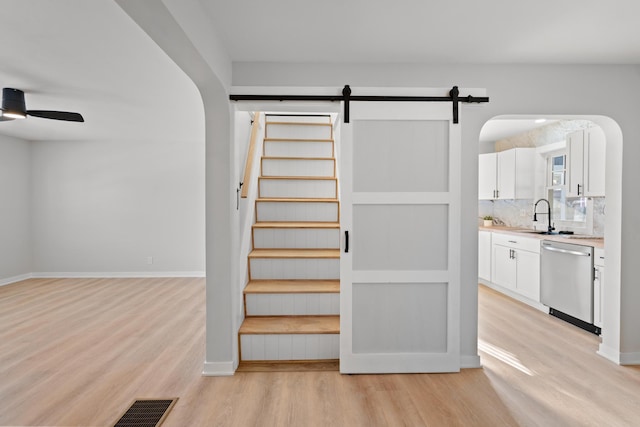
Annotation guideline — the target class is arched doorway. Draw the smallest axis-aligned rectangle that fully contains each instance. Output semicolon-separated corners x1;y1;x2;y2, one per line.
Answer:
477;114;623;364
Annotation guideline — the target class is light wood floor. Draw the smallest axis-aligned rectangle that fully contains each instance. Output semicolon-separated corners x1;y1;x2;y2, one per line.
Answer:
1;278;639;426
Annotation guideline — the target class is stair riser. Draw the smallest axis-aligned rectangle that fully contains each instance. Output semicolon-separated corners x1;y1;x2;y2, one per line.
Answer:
266;116;331;124
264;140;333;158
253;228;339;249
262;158;334;177
246;293;340;316
266;124;332;140
240;333;339;361
259;179;336;199
249;258;339;280
256;201;338;222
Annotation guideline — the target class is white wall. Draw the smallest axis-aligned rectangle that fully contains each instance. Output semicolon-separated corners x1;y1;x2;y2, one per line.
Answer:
28;136;204;275
0;134;32;283
232;62;640;364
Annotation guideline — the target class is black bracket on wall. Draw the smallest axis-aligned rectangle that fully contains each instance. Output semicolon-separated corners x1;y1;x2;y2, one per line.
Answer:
230;85;489;124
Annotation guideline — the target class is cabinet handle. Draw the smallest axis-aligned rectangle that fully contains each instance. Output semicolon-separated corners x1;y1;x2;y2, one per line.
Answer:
577;183;582;195
508;240;517;244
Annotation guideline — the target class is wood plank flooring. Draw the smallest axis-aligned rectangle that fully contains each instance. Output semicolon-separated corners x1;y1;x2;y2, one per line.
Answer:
1;278;640;426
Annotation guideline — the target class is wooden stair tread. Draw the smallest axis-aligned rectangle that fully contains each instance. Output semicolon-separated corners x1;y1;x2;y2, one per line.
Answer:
253;221;339;229
264;138;334;142
259;176;337;181
266;122;332;127
249;248;339;259
244;280;340;294
256;197;338;203
239;315;340;334
262;156;334;161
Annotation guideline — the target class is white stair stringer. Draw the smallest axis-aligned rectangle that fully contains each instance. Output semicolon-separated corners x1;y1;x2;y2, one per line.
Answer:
240;116;340;364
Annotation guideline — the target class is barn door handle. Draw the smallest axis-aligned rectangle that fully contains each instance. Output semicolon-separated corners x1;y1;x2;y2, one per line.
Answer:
345;231;349;253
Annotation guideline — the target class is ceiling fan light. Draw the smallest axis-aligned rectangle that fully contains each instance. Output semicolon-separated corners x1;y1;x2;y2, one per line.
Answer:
2;110;26;119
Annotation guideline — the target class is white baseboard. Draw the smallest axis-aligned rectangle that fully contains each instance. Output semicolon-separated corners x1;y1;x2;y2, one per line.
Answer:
31;271;206;278
598;344;621;364
479;280;548;313
0;273;33;287
202;361;235;376
461;354;482;369
600;344;640;365
620;352;640;365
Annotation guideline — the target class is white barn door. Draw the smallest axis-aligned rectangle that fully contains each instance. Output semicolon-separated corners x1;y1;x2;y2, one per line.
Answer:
340;101;461;373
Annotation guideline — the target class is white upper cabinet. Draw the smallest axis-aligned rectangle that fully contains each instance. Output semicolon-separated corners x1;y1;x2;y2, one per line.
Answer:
567;127;606;197
479;148;535;200
478;153;498;199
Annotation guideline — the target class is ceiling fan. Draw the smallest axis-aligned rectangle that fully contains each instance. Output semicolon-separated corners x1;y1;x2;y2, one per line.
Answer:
0;88;84;123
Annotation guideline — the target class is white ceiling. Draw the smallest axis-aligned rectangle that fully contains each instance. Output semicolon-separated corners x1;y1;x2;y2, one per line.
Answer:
479;119;559;143
1;0;639;143
0;0;201;142
200;0;640;63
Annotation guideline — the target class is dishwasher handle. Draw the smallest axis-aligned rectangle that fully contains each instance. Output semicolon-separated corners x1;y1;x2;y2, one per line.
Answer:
541;244;591;257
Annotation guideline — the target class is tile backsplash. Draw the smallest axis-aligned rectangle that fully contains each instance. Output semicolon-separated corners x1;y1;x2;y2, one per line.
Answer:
479;197;605;236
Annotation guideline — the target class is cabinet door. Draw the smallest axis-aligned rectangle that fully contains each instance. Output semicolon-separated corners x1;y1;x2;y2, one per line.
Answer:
567;130;584;197
515;249;540;301
478;231;491;281
492;244;516;289
594;266;604;328
585;126;606;197
496;149;516;200
478;153;497;200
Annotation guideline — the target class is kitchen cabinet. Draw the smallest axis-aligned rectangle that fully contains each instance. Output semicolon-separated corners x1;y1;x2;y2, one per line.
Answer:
478;230;492;281
567;127;606;197
593;248;605;329
491;233;540;301
478;148;535;200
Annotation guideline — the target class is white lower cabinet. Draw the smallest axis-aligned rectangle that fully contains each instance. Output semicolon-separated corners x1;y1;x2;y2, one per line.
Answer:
490;233;541;303
515;249;541;301
594;248;605;329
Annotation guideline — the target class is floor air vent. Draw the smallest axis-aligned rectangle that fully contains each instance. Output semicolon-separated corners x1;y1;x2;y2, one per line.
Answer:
113;398;178;427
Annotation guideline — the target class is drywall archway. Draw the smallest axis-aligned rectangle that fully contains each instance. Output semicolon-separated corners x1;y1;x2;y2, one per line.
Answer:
116;2;237;375
479;114;624;363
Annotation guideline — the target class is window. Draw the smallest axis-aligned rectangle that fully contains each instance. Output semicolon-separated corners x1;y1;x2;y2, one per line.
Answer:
550;154;566;186
545;149;592;234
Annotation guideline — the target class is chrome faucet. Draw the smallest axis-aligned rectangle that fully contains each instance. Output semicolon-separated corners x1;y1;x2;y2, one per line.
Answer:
533;198;555;234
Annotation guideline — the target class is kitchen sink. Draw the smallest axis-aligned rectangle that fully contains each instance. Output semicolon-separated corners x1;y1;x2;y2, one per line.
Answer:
513;230;558;235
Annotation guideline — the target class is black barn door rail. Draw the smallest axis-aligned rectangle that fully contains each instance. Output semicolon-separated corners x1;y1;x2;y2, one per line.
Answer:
229;85;489;124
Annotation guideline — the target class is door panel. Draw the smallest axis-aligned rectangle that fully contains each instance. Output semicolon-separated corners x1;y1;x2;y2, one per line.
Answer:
340;101;460;373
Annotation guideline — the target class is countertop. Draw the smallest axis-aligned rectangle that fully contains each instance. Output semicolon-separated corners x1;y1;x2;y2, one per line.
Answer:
479;225;604;249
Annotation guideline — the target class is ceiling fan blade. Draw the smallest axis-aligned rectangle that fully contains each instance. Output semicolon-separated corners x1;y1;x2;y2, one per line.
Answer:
27;110;84;122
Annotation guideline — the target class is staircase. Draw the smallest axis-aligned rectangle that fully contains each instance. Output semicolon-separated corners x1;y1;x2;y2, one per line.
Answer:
238;116;340;366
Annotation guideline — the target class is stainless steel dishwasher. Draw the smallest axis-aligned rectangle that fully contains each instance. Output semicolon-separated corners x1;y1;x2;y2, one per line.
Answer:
540;240;599;334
